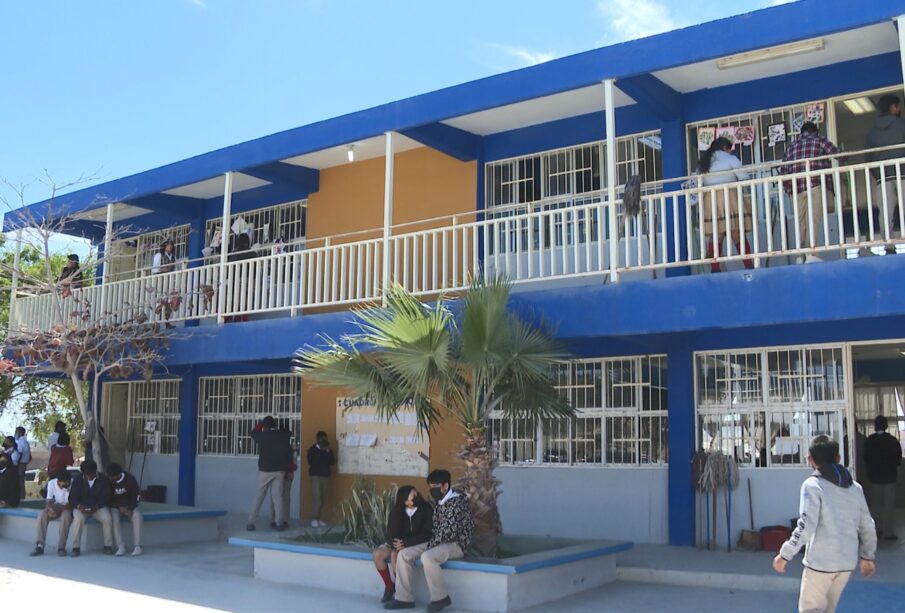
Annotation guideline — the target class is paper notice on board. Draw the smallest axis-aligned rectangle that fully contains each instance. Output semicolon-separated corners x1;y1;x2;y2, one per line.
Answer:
336;397;429;477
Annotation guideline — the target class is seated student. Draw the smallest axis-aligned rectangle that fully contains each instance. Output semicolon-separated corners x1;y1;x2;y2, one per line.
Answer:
386;470;474;612
68;459;114;557
373;486;433;604
47;432;75;478
105;463;143;556
0;452;21;508
30;471;73;556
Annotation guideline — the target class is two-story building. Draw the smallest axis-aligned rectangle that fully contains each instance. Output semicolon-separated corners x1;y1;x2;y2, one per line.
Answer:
6;0;905;548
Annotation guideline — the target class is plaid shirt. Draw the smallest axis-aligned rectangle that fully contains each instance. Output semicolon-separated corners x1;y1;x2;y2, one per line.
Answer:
780;134;840;194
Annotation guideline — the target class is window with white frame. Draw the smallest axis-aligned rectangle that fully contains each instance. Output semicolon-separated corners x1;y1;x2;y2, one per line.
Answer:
197;374;301;456
122;380;181;455
204;200;307;256
109;225;191;281
488;355;668;466
696;345;846;468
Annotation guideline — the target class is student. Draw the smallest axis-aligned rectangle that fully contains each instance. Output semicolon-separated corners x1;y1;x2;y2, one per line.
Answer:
30;471;73;557
151;239;176;274
270;421;296;530
247;416;293;531
106;463;143;556
863;415;903;540
0;453;21;508
373;486;433;604
773;435;877;613
1;435;20;466
306;431;335;527
386;469;473;612
866;93;905;247
68;459;114;557
58;254;84;297
47;432;75;479
14;426;30;499
697;137;750;271
48;421;67;448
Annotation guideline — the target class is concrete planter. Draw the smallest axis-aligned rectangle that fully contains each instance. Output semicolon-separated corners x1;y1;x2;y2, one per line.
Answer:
229;535;632;612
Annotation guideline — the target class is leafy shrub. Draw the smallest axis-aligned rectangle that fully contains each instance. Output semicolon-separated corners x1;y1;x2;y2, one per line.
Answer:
339;476;397;548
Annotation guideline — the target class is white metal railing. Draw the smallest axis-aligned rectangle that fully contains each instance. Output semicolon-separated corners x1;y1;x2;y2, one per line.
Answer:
10;149;905;331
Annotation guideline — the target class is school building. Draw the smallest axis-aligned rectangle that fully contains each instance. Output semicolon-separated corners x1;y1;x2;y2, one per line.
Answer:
6;0;905;547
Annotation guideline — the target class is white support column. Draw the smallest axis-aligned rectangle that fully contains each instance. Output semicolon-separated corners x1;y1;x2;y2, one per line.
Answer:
604;78;620;283
97;202;115;322
382;131;395;304
9;229;23;330
217;172;234;323
897;15;905;94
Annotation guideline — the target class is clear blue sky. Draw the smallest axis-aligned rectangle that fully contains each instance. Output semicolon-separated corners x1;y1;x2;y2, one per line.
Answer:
0;0;788;208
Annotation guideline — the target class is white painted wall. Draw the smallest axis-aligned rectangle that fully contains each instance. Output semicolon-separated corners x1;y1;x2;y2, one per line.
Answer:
195;455;302;519
495;466;669;544
128;453;179;505
696;468;810;550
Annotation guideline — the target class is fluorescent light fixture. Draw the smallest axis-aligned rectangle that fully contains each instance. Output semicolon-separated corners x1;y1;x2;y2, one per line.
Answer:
843;97;876;115
347;145;355;162
639;135;662;151
716;38;825;70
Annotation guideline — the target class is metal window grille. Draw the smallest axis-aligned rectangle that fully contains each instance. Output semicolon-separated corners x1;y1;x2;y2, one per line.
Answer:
695;344;846;468
110;225;191;280
197;374;301;456
487;355;668;467
205;200;307;254
103;379;182;455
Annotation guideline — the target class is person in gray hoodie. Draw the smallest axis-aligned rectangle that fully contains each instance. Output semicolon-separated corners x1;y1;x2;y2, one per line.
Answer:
866;93;905;246
773;435;876;613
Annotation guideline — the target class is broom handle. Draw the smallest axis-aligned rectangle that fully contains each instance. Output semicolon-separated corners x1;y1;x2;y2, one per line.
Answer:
748;478;754;531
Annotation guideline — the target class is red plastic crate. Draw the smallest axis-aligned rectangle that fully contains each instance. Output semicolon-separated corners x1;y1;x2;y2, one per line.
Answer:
760;525;791;552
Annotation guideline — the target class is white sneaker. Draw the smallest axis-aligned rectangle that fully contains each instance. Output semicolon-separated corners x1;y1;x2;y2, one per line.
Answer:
311;520;319;527
115;546;126;557
132;546;143;556
318;520;327;528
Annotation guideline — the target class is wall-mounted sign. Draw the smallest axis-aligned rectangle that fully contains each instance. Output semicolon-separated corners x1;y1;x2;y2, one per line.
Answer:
335;397;429;477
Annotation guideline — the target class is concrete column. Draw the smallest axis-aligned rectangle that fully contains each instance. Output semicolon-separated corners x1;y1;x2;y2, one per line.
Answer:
661;117;691;277
382;132;395;303
897;15;905;95
217;172;234;323
177;372;198;506
604;79;619;283
667;348;695;546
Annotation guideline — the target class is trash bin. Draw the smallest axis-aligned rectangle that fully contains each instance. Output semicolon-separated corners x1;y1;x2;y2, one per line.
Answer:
143;485;167;503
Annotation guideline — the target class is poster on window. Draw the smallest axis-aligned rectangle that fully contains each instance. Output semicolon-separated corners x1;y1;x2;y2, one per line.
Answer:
734;125;756;146
805;102;825;124
716;125;737;144
697;127;716;152
767;122;787;146
335;397;429;477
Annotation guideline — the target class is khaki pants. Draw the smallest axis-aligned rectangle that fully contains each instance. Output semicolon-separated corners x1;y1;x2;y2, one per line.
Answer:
35;508;72;548
111;508;144;549
875;179;904;239
798;567;851;613
869;483;897;536
248;471;285;526
271;471;293;525
794;185;834;249
71;507;113;550
394;542;463;603
310;475;328;520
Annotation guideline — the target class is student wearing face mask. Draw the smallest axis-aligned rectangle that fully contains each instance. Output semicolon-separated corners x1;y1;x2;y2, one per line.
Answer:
372;486;433;604
386;469;473;612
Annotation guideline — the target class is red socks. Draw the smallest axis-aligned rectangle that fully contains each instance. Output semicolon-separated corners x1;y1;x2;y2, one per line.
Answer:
378;568;394;590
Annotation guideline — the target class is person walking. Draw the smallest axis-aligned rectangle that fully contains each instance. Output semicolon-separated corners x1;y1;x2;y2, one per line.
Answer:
30;471;73;557
372;486;433;604
68;459;114;557
105;463;144;556
386;469;473;612
246;416;292;532
306;431;334;527
863;415;903;540
773;435;877;613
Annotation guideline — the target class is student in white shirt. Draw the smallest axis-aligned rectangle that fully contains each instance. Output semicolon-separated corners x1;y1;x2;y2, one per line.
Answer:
151;240;176;274
31;472;74;557
14;427;31;500
697;137;751;271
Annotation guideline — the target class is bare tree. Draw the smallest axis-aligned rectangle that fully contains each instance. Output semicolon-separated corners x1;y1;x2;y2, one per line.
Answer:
0;176;196;469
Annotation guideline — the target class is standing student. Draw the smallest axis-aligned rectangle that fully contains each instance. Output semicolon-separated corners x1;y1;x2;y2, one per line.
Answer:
58;254;84;297
373;486;433;604
14;426;31;499
863;415;903;540
106;463;143;556
151;239;176;274
386;469;473;612
68;459;114;557
773;435;877;613
31;471;73;557
48;421;66;448
697;137;750;270
866;93;905;248
47;432;75;479
246;416;293;531
306;431;335;527
0;453;21;508
270;421;296;530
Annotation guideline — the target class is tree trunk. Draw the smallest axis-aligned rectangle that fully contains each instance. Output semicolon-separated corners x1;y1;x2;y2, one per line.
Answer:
456;424;501;557
69;371;102;470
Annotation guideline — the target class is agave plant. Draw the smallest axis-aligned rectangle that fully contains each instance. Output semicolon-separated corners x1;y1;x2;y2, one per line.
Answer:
295;277;573;555
339;477;398;548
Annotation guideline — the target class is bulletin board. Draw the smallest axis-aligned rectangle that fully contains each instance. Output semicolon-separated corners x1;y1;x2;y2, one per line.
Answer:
335;397;430;477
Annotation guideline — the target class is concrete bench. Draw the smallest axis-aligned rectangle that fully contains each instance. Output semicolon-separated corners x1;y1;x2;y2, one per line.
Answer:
229;535;632;612
0;501;226;552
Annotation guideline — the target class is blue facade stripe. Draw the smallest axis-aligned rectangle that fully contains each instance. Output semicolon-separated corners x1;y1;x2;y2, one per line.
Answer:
666;349;695;546
177;372;199;506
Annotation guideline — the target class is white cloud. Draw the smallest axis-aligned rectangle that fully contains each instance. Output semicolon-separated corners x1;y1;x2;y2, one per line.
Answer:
597;0;685;44
490;44;557;68
771;0;796;5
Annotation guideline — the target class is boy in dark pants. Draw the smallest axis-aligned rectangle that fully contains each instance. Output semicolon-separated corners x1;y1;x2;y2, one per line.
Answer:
773;435;877;613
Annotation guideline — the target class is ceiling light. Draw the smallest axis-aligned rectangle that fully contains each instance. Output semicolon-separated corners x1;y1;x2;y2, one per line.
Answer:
843;97;876;115
716;38;825;70
347;145;355;162
639;136;662;151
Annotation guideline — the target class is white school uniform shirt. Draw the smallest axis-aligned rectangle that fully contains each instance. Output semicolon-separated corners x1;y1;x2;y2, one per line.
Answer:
46;479;71;505
15;435;30;464
701;150;749;187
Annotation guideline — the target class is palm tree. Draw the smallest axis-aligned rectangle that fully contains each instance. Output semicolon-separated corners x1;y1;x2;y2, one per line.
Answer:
295;277;574;555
